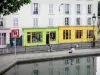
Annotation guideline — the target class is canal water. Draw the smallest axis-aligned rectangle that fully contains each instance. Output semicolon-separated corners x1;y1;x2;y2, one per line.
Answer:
3;56;100;75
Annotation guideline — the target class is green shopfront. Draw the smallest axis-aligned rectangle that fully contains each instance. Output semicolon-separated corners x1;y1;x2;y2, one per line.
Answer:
23;27;58;46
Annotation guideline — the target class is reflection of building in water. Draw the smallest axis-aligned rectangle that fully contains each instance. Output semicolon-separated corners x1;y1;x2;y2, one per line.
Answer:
31;57;96;75
3;57;96;75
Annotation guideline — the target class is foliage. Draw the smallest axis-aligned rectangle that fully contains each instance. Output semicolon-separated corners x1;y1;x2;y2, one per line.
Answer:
0;0;31;15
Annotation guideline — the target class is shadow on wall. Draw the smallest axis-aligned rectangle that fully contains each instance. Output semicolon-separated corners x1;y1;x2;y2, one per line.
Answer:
10;33;22;46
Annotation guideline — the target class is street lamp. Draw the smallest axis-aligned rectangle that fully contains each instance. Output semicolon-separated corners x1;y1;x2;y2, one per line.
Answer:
59;3;64;12
59;3;64;26
92;13;96;48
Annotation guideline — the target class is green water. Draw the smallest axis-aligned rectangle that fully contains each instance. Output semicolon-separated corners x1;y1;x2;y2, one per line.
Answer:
3;56;100;75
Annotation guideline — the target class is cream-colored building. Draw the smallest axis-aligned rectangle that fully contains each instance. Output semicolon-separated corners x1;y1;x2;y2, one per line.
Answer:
0;0;98;48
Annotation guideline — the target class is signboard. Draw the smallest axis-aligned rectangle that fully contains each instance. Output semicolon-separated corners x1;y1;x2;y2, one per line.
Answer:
11;29;19;38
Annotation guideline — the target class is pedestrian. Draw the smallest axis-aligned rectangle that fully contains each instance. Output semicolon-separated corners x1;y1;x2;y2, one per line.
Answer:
13;40;15;46
75;44;79;48
69;47;75;53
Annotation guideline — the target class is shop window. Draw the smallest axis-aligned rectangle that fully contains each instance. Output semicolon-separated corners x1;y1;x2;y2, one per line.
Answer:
63;30;71;40
87;30;94;38
0;33;6;45
66;30;68;39
27;32;31;43
3;33;6;45
63;30;66;39
76;30;83;39
32;32;42;42
50;32;56;41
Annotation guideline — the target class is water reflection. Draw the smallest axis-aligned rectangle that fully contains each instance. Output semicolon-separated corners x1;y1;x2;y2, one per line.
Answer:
3;56;97;75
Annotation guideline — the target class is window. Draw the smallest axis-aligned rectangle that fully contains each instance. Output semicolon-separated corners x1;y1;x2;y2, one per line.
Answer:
76;66;80;75
76;58;80;64
0;18;3;26
13;18;18;26
49;4;53;14
2;33;6;45
33;70;39;75
88;5;92;14
33;3;39;14
49;18;53;26
63;30;71;39
87;18;91;25
50;32;56;41
65;4;70;14
87;65;91;75
49;61;53;66
65;67;69;75
71;59;73;65
65;17;70;25
32;32;42;42
49;68;53;75
76;30;83;39
87;57;90;63
87;30;94;38
33;18;38;26
77;4;81;14
0;33;6;45
65;59;69;65
33;63;38;67
76;18;80;25
27;32;31;43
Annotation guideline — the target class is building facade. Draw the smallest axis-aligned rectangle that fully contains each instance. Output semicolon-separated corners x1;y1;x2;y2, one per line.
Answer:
0;0;98;47
0;16;10;48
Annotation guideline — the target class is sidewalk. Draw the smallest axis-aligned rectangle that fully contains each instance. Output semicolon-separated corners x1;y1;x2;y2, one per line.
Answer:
0;48;100;75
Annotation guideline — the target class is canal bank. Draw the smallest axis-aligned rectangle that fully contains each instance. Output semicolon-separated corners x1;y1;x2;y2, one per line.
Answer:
0;48;100;75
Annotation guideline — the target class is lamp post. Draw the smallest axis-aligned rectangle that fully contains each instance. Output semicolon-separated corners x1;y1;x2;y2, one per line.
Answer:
92;13;96;48
59;3;64;26
59;3;64;12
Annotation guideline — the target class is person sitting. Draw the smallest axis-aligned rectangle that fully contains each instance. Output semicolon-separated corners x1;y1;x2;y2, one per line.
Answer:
69;47;75;53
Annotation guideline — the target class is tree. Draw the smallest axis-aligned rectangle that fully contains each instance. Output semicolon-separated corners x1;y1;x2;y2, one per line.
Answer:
0;0;31;15
98;1;100;16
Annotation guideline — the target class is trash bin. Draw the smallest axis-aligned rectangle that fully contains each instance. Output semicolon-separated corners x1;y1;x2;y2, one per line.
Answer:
7;44;11;48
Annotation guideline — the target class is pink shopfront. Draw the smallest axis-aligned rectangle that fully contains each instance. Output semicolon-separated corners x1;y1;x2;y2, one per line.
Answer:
0;28;10;48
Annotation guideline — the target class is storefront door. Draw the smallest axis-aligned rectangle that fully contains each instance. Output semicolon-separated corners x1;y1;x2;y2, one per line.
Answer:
46;32;49;45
